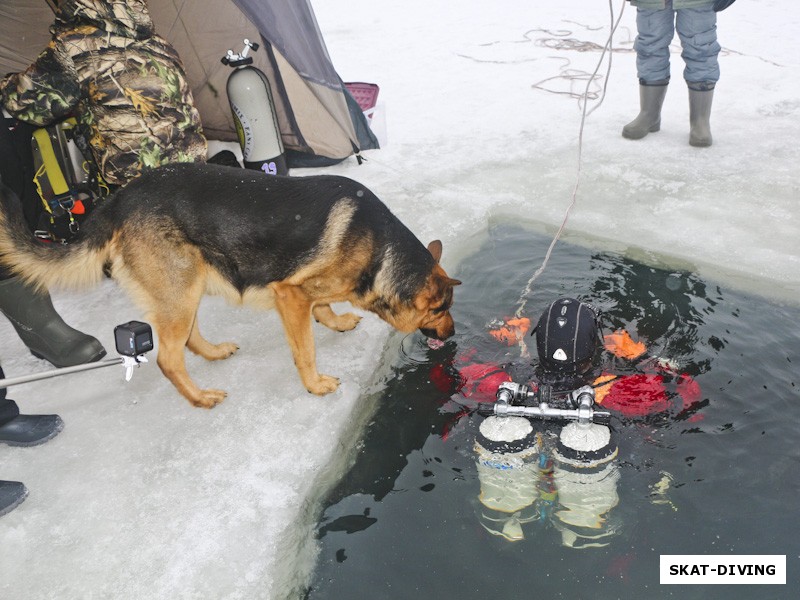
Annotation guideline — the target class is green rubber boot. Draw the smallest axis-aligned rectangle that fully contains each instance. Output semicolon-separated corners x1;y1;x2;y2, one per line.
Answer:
622;84;668;140
689;88;714;147
0;276;106;367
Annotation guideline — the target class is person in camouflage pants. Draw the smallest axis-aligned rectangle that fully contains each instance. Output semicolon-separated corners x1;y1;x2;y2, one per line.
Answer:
1;0;207;187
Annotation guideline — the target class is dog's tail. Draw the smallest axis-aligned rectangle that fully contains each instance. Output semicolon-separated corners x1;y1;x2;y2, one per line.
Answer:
0;182;111;292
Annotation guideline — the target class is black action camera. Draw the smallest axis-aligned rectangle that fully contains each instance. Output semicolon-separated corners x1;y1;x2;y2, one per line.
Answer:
114;321;154;357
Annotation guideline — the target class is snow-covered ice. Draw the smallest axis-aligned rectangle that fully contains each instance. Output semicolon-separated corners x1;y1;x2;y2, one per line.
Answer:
1;1;797;598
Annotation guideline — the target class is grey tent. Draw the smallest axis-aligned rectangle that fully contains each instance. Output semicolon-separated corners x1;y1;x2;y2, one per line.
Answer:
0;0;379;168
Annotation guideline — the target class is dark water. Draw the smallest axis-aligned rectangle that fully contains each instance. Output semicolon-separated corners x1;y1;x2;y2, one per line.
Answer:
307;224;800;600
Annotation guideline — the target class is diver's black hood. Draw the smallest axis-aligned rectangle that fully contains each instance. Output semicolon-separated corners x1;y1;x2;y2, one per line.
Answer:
533;297;600;377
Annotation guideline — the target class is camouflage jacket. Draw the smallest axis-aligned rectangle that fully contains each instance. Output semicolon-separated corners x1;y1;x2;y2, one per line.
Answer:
0;0;206;187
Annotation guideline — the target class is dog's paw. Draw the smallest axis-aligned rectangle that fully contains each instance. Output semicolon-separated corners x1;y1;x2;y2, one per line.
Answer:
191;341;239;361
190;388;227;408
214;342;239;359
335;313;362;332
306;375;341;395
316;311;362;332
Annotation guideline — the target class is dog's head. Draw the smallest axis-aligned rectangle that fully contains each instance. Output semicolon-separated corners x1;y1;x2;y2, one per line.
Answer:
380;240;461;340
416;264;460;340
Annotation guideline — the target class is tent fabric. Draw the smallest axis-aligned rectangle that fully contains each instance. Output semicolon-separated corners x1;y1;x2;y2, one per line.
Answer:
0;3;53;74
232;0;338;87
0;0;378;168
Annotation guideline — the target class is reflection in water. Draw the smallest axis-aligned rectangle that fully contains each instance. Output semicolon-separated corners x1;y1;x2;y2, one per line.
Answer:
648;470;678;512
588;251;721;378
308;226;800;600
551;452;620;549
473;416;621;548
584;252;718;426
472;416;541;542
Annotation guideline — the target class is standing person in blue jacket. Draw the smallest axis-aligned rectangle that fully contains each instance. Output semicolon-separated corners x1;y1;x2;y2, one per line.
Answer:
622;0;722;147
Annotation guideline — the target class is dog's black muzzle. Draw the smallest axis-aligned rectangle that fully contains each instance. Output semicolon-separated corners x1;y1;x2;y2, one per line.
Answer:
420;327;452;341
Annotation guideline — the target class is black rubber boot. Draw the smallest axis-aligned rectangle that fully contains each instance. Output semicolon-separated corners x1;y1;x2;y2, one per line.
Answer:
0;481;28;517
0;413;64;447
0;276;106;367
622;84;669;140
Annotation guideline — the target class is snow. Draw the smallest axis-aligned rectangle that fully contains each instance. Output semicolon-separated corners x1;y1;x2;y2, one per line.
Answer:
1;1;798;598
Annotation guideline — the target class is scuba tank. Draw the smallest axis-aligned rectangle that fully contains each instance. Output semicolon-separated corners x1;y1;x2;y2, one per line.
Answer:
474;415;541;542
221;39;288;175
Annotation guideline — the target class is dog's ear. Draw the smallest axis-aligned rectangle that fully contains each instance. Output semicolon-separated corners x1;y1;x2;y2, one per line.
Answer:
427;240;443;262
428;241;461;287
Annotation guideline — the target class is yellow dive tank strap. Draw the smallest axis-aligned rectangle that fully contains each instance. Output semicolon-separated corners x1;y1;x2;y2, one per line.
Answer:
32;125;71;199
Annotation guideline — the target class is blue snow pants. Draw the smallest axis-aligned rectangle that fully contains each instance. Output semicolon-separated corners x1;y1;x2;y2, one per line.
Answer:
634;0;720;90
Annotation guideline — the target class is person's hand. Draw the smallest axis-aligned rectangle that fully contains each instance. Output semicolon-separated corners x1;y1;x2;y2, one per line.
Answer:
603;330;646;360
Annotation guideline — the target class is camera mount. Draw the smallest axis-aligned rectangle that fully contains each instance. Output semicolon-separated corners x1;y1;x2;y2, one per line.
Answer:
0;321;153;390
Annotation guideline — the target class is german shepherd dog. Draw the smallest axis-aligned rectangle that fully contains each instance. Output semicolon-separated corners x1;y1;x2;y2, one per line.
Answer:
0;163;460;407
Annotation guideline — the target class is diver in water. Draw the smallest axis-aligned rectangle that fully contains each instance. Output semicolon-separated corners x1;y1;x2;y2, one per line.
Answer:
471;298;621;545
445;295;701;420
464;296;701;545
